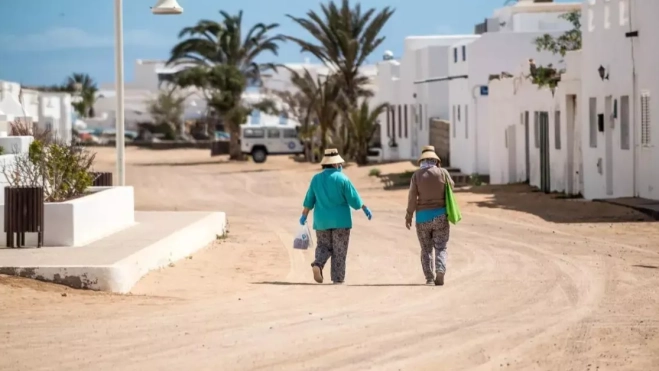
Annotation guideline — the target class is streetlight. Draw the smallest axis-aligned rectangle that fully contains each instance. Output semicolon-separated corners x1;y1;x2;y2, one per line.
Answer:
113;0;183;186
152;0;184;14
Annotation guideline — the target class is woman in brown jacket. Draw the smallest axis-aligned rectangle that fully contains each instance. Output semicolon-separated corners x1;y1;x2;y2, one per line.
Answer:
405;146;454;286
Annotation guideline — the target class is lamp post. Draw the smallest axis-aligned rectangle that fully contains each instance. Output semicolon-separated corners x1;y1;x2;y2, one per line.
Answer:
113;0;183;186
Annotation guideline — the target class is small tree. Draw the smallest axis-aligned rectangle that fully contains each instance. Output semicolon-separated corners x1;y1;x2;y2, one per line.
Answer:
342;100;388;165
1;140;96;202
148;90;186;139
529;10;581;92
534;10;581;57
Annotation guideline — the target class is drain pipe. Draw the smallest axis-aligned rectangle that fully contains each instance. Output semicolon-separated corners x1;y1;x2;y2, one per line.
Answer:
471;85;483;175
628;0;638;196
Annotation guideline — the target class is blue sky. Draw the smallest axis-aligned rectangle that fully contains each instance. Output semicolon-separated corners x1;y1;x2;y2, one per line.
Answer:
0;0;570;86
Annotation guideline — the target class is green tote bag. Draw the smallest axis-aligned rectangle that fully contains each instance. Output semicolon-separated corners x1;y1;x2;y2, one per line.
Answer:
443;170;462;225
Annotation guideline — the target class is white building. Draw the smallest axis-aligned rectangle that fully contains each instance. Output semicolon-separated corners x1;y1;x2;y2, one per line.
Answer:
448;0;581;176
93;59;378;131
580;0;658;200
376;35;479;162
0;80;73;144
488;51;582;195
486;0;659;201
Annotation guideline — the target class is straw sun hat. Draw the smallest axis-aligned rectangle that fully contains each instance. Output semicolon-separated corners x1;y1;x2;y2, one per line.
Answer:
418;145;440;164
320;148;345;165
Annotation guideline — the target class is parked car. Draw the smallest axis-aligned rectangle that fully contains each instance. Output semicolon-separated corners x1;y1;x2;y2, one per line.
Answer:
240;124;304;163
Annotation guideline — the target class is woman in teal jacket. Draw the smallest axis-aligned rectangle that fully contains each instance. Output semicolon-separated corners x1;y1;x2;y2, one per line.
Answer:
300;149;372;284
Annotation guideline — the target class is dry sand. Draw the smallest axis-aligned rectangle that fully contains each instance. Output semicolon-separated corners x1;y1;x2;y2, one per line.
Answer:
1;147;658;371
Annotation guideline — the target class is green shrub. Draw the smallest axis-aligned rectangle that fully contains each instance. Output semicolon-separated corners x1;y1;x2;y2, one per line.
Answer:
368;168;381;177
0;146;4;155
2;140;96;202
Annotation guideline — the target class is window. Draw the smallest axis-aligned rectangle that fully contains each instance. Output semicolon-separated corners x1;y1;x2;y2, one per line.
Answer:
419;104;423;130
411;105;417;133
604;5;611;29
243;128;265;138
457;105;461;121
453;48;458;63
386;105;391;137
534;111;540;148
267;128;280;138
620;95;630;150
641;91;651;147
619;0;629;25
465;105;469;139
397;105;402;138
282;128;297;138
554;110;561;150
589;97;597;148
452;105;456;138
462;46;466;61
404;105;408;138
391;107;396;138
588;9;595;32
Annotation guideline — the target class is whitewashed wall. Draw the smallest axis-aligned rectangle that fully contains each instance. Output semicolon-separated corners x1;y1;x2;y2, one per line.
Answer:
581;0;636;199
449;31;565;176
487;50;582;195
628;0;659;200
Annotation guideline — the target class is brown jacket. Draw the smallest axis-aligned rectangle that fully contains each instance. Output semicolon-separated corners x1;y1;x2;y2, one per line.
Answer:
406;166;454;221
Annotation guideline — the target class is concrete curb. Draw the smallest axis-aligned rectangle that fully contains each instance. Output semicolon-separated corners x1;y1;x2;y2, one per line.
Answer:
0;212;227;293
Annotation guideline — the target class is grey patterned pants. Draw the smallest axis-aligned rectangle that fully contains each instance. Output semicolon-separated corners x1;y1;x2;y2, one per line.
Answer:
416;214;450;280
312;228;351;283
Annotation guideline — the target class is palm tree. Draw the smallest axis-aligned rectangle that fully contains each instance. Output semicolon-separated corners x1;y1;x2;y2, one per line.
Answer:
286;0;394;106
287;68;343;154
343;100;388;165
65;73;98;117
168;11;284;159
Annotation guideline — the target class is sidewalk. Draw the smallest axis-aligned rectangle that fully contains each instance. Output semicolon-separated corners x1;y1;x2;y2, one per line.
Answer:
595;197;659;220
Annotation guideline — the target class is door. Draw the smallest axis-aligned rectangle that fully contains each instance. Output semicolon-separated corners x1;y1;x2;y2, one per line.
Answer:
507;125;517;183
411;105;418;158
524;111;530;183
604;96;614;196
539;112;551;193
566;95;577;195
266;127;282;152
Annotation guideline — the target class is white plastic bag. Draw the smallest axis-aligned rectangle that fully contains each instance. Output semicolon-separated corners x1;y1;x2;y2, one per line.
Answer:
293;223;313;250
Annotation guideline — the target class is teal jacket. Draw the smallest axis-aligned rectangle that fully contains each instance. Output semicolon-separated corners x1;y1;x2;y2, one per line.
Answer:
303;168;364;231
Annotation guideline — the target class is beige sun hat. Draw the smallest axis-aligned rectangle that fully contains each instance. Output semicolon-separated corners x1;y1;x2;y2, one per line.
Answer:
320;148;345;165
418;145;440;164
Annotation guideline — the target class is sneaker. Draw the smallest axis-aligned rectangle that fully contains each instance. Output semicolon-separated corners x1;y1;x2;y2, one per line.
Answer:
426;279;434;285
312;265;323;283
333;281;344;285
434;272;445;286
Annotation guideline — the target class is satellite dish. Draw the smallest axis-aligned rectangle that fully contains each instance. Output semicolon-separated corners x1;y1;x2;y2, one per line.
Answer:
383;50;394;60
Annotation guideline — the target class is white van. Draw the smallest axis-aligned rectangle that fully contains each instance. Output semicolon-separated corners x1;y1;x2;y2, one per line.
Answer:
240;124;304;163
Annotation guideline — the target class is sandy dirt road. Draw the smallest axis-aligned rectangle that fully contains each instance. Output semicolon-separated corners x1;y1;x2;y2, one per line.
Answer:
1;148;658;371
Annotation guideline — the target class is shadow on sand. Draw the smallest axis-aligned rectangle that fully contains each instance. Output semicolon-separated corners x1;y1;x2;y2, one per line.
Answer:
457;183;655;224
134;160;232;167
252;282;430;287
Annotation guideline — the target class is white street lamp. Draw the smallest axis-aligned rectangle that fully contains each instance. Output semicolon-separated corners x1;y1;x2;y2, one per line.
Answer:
113;0;183;186
151;0;184;15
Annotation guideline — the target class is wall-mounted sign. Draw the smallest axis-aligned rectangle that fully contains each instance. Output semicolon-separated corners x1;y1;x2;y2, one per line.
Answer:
480;86;489;96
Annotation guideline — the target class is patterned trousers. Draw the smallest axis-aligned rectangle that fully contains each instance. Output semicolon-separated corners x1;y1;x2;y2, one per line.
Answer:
312;228;351;283
415;214;450;280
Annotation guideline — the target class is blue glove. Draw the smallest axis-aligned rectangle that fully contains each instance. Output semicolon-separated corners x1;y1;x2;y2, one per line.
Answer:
363;207;372;220
299;214;307;225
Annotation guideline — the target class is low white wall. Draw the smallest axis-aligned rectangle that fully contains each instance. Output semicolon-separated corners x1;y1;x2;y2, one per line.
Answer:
0;186;135;247
0;154;19;202
0;136;33;155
